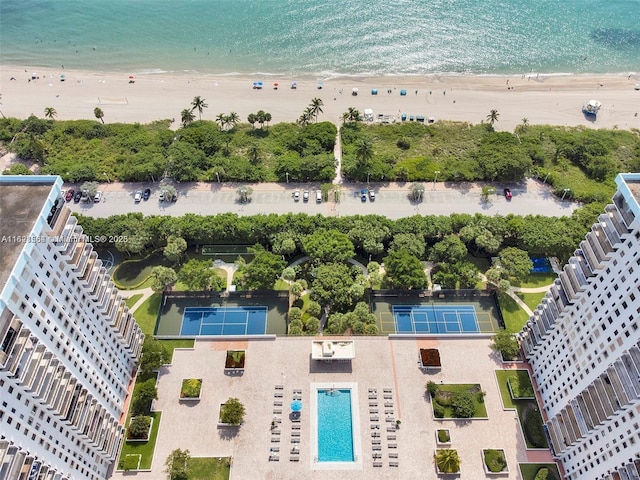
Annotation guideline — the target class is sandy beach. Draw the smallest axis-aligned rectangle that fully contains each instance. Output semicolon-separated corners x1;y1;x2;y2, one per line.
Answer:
2;65;640;131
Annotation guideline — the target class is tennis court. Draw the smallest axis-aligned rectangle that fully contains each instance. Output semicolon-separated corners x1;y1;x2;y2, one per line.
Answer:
392;305;480;334
180;306;268;336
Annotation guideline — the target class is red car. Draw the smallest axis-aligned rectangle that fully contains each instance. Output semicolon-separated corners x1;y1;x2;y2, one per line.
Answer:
65;189;75;202
504;188;512;200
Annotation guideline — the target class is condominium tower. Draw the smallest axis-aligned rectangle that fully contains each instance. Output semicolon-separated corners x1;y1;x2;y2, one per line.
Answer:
520;173;640;480
0;176;144;480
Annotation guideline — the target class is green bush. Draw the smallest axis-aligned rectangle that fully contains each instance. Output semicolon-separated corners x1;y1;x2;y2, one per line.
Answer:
220;398;245;425
483;449;507;473
524;407;547;448
180;379;202;399
435;393;452;407
127;416;152;440
437;429;450;443
433;403;445;418
451;392;476;418
533;467;558;480
426;381;439;398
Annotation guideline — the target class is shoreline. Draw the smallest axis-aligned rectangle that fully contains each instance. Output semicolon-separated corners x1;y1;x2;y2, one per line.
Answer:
2;64;640;132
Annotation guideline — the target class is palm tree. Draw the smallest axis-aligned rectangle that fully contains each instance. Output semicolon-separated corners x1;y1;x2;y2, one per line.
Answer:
355;138;374;167
181;108;195;127
263;112;272;128
227;112;240;129
191;96;208;120
215;113;226;129
93;107;104;124
44;107;57;119
247;113;257;128
247;144;261;164
434;449;461;474
297;110;312;127
486;109;499;127
347;107;362;122
308;98;324;122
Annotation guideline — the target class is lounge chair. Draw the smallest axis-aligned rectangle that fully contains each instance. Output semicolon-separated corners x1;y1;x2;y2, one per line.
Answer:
390;461;399;467
373;461;383;467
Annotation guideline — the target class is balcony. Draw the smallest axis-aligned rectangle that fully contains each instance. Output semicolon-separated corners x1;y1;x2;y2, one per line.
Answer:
605;204;630;235
598;215;622;246
612;192;635;227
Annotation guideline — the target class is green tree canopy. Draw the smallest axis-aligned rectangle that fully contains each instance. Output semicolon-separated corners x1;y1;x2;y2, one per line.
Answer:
429;235;468;264
389;233;426;258
139;338;168;377
163;236;187;263
383;249;428;289
150;266;177;292
220;398;245;425
178;259;224;291
302;229;355;264
239;245;285;290
497;247;533;280
310;263;359;311
491;328;519;359
165;449;191;480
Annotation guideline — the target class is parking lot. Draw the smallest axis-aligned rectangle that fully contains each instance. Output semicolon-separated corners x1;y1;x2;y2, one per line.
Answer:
66;179;577;219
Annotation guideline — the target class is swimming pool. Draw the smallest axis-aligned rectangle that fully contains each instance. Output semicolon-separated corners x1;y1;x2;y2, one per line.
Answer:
531;257;553;273
317;389;354;462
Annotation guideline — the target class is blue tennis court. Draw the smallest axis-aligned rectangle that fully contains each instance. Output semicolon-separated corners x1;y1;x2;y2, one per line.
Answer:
392;305;480;334
180;306;268;336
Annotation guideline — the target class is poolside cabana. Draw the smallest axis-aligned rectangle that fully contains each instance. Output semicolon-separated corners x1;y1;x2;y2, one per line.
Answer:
311;340;355;362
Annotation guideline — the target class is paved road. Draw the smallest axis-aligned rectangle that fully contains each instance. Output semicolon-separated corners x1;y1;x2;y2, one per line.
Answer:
66;179;577;219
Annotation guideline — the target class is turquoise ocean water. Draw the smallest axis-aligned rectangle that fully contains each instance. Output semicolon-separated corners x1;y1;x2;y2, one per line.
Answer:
1;0;639;76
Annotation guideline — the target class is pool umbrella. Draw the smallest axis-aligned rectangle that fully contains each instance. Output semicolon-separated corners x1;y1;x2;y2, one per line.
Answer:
273;82;279;89
128;75;134;79
290;400;302;412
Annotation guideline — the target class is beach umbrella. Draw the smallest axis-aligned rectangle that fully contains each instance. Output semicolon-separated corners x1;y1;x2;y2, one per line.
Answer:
273;82;279;89
128;75;134;79
60;74;65;81
317;80;324;89
290;400;302;412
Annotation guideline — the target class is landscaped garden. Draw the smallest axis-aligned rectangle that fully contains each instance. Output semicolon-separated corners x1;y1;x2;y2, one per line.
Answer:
483;448;508;474
519;463;561;480
180;378;203;400
495;370;548;449
427;382;488;419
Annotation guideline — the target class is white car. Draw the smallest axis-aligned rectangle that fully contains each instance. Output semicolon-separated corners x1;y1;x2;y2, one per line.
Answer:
303;190;309;202
293;190;300;201
134;191;142;203
93;190;102;202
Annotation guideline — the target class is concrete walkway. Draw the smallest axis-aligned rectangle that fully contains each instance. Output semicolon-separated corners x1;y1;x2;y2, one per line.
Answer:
123;287;155;313
506;283;554;317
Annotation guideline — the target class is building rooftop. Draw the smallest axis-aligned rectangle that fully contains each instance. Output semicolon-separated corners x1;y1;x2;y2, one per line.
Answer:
0;181;54;291
626;179;640;206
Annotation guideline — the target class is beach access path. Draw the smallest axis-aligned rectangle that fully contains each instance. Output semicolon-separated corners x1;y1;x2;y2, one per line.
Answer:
2;65;640;132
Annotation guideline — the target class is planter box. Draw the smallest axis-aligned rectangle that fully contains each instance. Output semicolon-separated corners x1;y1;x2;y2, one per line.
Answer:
217;402;243;427
419;348;442;369
180;378;202;401
434;449;461;475
126;416;153;442
507;376;535;401
482;448;509;475
436;429;451;446
224;350;246;372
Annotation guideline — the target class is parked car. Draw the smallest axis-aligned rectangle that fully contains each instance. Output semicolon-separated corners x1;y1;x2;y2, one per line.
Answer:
94;190;103;203
143;188;151;200
293;190;300;201
360;189;368;202
170;193;177;202
134;190;142;203
73;191;82;203
303;190;309;202
504;188;512;200
369;190;375;201
65;189;75;202
80;191;90;203
158;191;165;201
316;190;322;203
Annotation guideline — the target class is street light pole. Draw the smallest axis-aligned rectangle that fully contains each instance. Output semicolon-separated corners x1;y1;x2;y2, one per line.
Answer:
561;188;570;200
367;173;370;184
433;170;440;190
215;172;220;183
286;172;289;183
103;172;110;183
543;172;550;184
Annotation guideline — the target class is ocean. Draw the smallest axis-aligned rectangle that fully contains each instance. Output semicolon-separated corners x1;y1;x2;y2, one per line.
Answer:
1;0;639;77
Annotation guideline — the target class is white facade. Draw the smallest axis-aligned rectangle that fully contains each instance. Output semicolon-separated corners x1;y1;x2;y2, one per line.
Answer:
520;173;640;480
0;176;143;480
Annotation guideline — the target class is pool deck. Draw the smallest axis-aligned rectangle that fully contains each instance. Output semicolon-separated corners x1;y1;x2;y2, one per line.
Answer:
109;336;553;480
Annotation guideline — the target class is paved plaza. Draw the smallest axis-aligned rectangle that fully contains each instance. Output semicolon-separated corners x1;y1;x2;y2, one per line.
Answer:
110;336;554;480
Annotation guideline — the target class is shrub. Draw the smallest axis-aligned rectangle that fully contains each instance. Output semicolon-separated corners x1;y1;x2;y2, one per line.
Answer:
476;391;486;404
306;301;322;317
433;403;445;418
434;449;461;474
524;407;547;448
451;392;476;418
131;378;157;416
491;328;519;360
180;379;202;398
483;449;507;473
426;380;439;398
396;138;411;150
435;393;452;407
437;429;450;443
534;467;557;480
127;416;152;440
121;455;139;471
220;397;245;425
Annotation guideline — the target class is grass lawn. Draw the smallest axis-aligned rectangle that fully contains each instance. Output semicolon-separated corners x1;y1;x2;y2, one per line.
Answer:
519;463;561;480
274;278;290;291
133;293;161;335
511;272;556;288
188;457;231;480
499;294;530;333
124;294;143;309
495;370;535;408
113;252;174;288
466;254;491;273
495;371;548;449
516;291;547;312
433;384;488;418
119;411;161;470
160;339;195;363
